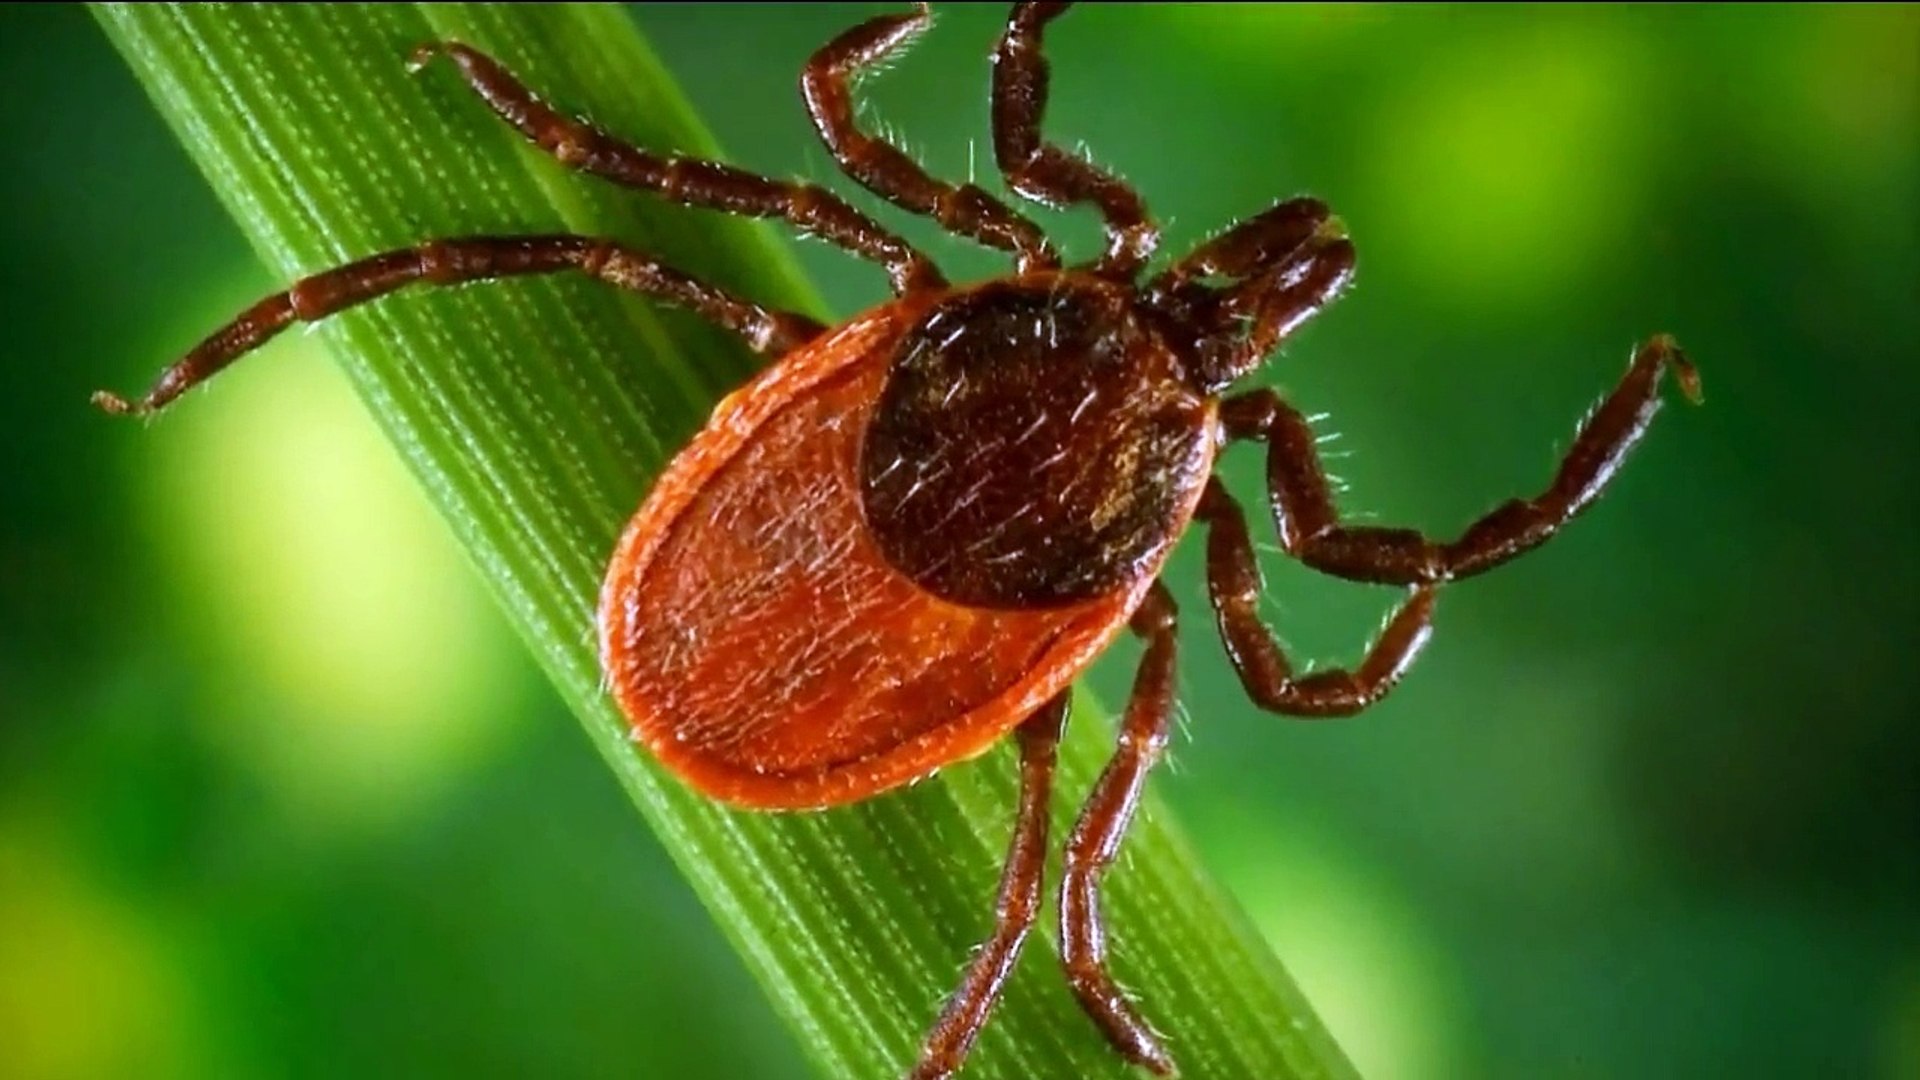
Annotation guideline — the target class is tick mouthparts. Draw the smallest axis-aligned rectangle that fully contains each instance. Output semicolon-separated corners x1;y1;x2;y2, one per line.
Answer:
1265;214;1353;289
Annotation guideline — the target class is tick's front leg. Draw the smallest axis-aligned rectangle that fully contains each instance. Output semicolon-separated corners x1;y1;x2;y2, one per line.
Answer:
804;4;1055;272
1198;478;1437;718
992;1;1159;275
1221;335;1702;586
409;42;943;294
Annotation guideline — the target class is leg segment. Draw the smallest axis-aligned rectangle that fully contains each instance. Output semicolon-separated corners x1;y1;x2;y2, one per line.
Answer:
993;2;1159;277
409;43;942;295
93;236;823;417
804;5;1056;272
1058;582;1179;1076
1198;478;1437;718
1220;336;1704;586
910;692;1070;1080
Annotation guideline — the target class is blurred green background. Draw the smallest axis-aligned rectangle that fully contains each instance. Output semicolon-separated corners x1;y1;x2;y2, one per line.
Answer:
3;4;1916;1078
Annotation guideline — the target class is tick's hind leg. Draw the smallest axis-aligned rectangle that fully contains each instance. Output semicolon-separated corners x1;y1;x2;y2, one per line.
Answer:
94;236;822;417
1199;478;1436;718
993;2;1158;276
1057;582;1179;1076
1221;336;1703;586
911;692;1070;1080
805;5;1055;272
409;43;940;294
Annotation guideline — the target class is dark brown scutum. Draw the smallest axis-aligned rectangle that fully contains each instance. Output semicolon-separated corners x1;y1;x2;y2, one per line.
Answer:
409;42;944;295
1219;335;1703;586
1058;582;1180;1075
92;236;822;417
910;692;1068;1080
804;5;1056;273
859;276;1211;610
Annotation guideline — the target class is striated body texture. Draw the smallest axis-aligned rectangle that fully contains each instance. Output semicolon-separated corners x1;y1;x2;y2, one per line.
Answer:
598;287;1210;810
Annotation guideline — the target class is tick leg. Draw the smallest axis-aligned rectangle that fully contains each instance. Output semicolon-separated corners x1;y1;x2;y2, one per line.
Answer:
1057;582;1179;1075
409;43;942;295
1199;479;1437;717
805;5;1056;272
93;235;823;418
911;692;1069;1080
1219;336;1704;586
993;2;1159;277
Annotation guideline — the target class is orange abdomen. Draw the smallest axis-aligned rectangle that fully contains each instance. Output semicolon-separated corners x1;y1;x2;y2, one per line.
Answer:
597;302;1162;810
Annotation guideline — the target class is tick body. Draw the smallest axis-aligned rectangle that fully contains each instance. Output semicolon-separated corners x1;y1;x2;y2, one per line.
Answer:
99;4;1703;1078
601;272;1212;810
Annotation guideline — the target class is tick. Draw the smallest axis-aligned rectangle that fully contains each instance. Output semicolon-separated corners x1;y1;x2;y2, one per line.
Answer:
97;4;1704;1078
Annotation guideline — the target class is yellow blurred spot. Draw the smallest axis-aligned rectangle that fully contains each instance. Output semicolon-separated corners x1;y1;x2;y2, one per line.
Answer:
137;323;526;829
1206;805;1467;1080
1363;20;1645;309
0;831;203;1079
1158;3;1392;58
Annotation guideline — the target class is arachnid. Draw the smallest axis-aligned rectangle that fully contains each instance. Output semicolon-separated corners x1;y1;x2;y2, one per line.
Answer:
97;4;1703;1078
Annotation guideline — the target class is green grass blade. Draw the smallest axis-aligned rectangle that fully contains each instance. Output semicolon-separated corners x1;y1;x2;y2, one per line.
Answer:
91;4;1356;1077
